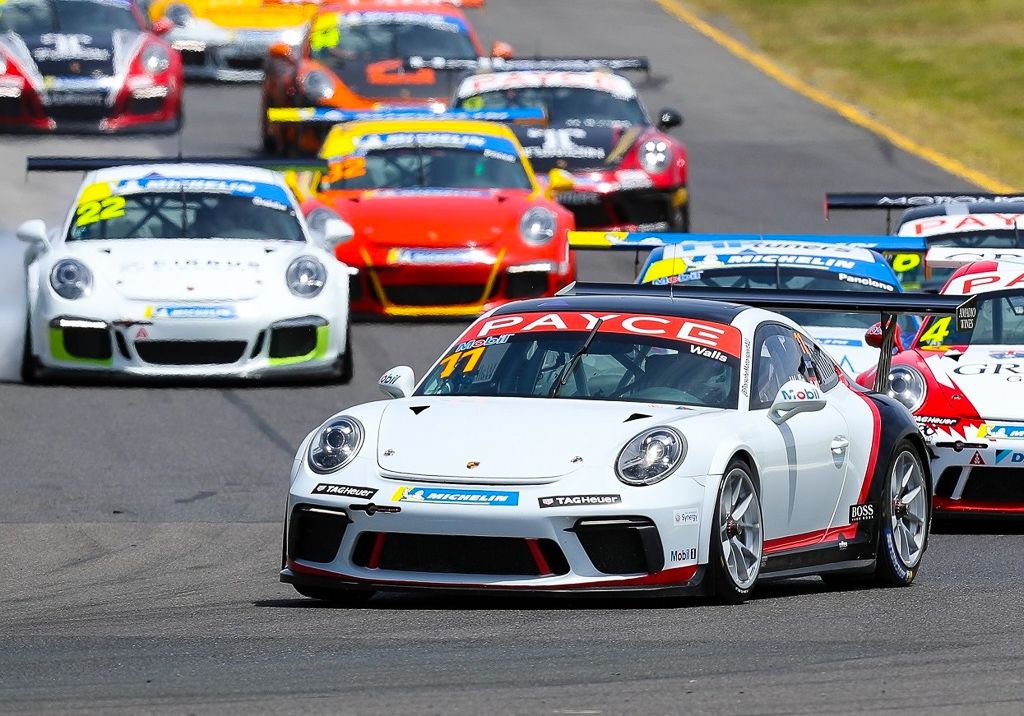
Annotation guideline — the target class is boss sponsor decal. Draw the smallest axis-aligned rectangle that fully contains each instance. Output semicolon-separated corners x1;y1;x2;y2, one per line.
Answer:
460;311;743;357
146;305;237;320
849;503;875;523
673;508;699;526
538;494;621;508
996;450;1024;464
670;547;697;562
313;483;378;499
392;486;519;506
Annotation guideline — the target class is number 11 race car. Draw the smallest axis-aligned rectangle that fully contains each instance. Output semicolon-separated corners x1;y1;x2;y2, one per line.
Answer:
280;283;963;603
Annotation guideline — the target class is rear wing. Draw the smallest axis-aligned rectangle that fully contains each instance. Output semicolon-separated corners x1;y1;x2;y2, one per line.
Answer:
265;106;546;125
558;281;967;392
567;230;926;253
824;192;1024;231
405;56;650;73
26;156;327;172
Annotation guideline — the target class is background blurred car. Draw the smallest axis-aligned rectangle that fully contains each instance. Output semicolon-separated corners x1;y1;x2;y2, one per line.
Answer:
260;0;503;154
0;0;183;132
452;60;688;231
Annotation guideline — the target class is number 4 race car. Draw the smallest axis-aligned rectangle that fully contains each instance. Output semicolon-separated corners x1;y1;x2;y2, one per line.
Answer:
17;157;354;381
857;256;1024;516
280;283;965;604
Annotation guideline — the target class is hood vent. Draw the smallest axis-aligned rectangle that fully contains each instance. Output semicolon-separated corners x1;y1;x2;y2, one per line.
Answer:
409;405;430;415
624;413;651;422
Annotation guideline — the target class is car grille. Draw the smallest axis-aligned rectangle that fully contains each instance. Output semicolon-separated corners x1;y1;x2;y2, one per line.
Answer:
48;103;109;123
381;284;486;307
180;49;208;67
135;340;246;365
352;532;569;576
571;517;664;574
289;504;350;563
224;56;264;71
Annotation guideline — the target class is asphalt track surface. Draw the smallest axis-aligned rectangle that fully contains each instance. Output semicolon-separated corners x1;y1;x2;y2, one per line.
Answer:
1;1;1021;713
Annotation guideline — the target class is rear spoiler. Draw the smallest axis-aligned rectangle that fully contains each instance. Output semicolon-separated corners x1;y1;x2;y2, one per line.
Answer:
567;230;927;253
405;56;650;73
824;192;1024;231
558;281;968;392
265;106;546;124
26;156;327;172
925;247;1024;269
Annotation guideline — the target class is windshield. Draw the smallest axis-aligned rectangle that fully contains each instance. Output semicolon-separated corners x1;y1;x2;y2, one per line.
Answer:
321;136;532;191
661;266;900;329
416;311;742;409
68;192;305;241
917;291;1024;348
309;13;476;65
0;0;138;35
457;86;646;126
890;231;1024;289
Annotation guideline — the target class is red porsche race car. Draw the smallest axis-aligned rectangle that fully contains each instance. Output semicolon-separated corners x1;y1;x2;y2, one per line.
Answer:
275;108;575;317
857;256;1024;516
0;0;183;133
260;0;511;155
444;57;689;231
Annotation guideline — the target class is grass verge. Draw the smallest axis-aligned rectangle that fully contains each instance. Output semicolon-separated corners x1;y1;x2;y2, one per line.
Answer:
675;0;1023;189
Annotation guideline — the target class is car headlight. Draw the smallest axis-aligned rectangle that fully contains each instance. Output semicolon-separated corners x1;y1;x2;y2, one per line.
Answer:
519;206;557;246
616;426;686;486
308;416;364;473
139;44;170;74
50;259;92;299
165;3;194;27
302;70;335;101
638;139;671;173
886;366;926;412
280;27;304;46
287;255;326;297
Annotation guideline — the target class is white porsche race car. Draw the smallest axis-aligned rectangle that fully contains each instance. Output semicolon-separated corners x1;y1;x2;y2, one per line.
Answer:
281;283;962;603
17;158;354;381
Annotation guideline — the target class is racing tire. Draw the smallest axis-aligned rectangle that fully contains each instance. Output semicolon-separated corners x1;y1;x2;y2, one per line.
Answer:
710;458;763;604
670;203;690;232
293;584;375;607
874;440;930;587
20;315;38;384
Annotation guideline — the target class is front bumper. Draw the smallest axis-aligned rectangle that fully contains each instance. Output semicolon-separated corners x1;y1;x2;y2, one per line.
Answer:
558;184;688;231
930;427;1024;514
282;460;709;595
0;76;180;134
34;311;344;379
345;248;575;319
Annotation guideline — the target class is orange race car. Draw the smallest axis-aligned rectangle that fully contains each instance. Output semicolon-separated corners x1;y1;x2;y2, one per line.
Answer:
276;109;575;317
261;0;511;154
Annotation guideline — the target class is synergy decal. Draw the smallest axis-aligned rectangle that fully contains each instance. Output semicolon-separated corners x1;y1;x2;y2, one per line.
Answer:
995;450;1024;465
313;483;378;499
538;494;621;508
673;508;699;526
392;486;519;506
460;312;743;357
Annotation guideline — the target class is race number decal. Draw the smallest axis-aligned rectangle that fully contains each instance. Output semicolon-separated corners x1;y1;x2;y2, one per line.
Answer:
918;316;951;346
75;196;126;227
326;157;367;183
438;346;486;378
309;13;340;51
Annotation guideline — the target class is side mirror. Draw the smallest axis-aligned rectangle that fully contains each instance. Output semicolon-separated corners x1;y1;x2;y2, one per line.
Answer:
865;321;902;349
379;365;415;399
16;219;49;248
152;17;174;35
269;42;293;61
768;380;826;424
547;168;575;194
490;41;514;60
320;217;354;251
657;107;683;130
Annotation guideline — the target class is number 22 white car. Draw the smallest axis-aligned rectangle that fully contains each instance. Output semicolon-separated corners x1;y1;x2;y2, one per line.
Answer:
17;158;354;382
281;283;962;603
